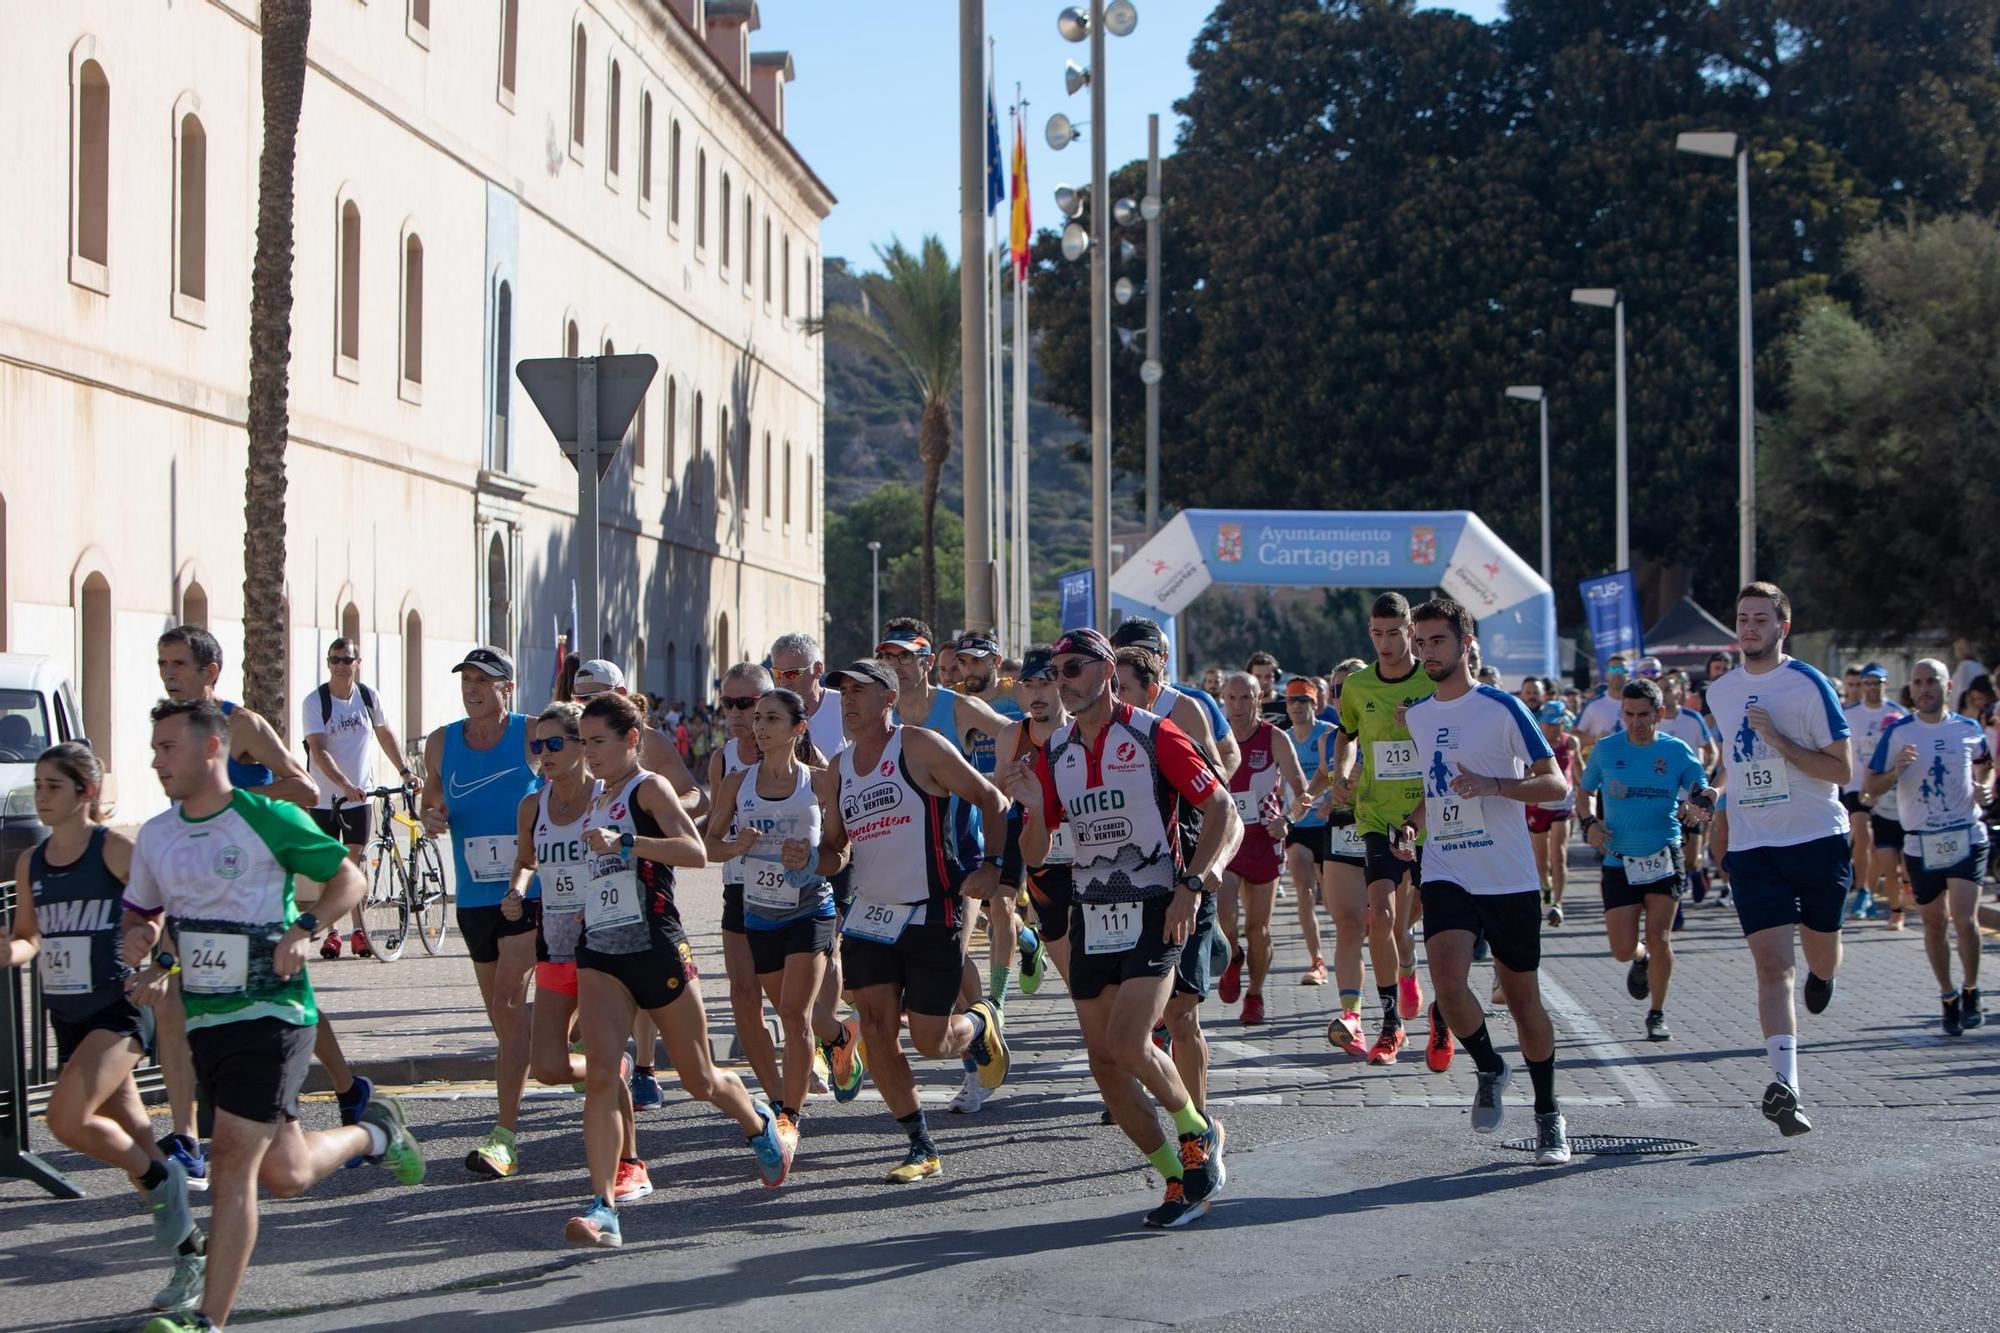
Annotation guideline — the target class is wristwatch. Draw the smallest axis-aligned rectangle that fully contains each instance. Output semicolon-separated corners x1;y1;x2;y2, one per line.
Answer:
293;912;320;938
619;830;636;850
1179;872;1206;896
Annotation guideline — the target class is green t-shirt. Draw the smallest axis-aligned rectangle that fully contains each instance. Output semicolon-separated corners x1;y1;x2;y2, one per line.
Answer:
126;789;349;1029
1338;660;1438;836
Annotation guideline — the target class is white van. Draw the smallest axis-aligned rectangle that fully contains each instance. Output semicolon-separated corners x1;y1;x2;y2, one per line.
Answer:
0;654;88;873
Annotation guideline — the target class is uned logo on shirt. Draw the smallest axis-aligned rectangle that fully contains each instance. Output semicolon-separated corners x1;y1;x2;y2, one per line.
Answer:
215;845;246;879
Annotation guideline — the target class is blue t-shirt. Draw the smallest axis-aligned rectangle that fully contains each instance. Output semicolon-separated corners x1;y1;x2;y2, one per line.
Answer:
1288;720;1336;828
1578;731;1707;864
1179;685;1226;739
219;700;274;790
440;712;541;908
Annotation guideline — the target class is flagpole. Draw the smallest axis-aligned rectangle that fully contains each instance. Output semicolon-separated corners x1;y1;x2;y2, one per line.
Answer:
1012;86;1032;650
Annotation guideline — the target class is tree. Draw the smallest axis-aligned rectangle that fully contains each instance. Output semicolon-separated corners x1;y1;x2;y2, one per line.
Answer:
823;484;963;661
819;237;961;632
1763;214;2000;643
243;0;312;734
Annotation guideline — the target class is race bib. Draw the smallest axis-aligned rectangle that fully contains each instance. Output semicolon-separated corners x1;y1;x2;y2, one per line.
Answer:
1431;796;1486;844
1045;823;1073;866
1372;739;1422;782
584;855;643;930
37;935;92;995
180;931;250;996
1083;900;1144;955
1331;823;1366;858
543;865;583;912
463;834;518;883
1230;791;1261;824
1920;826;1972;871
1622;846;1677;886
844;900;919;944
1733;755;1791;808
744;858;803;914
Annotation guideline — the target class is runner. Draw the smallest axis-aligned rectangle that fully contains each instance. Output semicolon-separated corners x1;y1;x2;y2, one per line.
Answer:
1845;663;1910;928
124;699;423;1333
1658;670;1719;901
1009;627;1235;1228
1706;582;1855;1137
1397;598;1572;1164
706;688;849;1145
1281;678;1338;986
1527;702;1580;926
704;663;786;1108
1574;655;1628;758
1578;680;1715;1042
2;742;205;1316
1246;651;1290;722
1863;659;1991;1035
1109;619;1239;779
563;692;791;1248
509;703;649;1204
1215;672;1307;1025
817;658;1012;1184
419;646;542;1178
999;648;1076;989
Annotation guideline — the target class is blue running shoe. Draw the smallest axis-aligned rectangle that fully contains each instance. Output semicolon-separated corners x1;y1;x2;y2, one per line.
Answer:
630;1062;663;1111
145;1159;194;1250
563;1197;622;1248
157;1135;208;1193
748;1102;792;1188
340;1075;374;1169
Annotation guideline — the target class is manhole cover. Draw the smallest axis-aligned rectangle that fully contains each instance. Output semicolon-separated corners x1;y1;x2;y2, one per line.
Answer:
1499;1134;1698;1155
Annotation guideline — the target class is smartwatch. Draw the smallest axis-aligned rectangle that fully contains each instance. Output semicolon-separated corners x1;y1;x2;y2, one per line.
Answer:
619;830;636;850
293;912;320;938
1179;872;1206;896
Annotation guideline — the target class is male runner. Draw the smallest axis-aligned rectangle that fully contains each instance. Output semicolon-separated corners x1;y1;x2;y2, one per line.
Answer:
1281;678;1338;986
1110;619;1238;779
125;699;422;1333
420;647;542;1177
1215;671;1306;1024
999;648;1076;988
1398;598;1572;1164
1012;628;1235;1228
1706;582;1853;1137
1246;651;1290;722
1658;669;1718;900
1574;654;1628;757
1845;663;1910;927
818;658;1011;1183
1579;679;1714;1042
1864;659;1991;1034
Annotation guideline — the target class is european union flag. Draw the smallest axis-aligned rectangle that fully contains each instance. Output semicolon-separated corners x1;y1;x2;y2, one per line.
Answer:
986;82;1005;215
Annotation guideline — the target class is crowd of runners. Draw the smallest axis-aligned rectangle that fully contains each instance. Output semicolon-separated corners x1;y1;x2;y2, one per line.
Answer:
3;579;1994;1330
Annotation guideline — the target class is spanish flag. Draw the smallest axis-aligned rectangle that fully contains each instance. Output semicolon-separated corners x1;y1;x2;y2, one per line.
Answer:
1009;111;1031;282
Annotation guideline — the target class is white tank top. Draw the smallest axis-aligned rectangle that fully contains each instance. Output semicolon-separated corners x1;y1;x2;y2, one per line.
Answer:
533;778;600;962
839;726;952;909
719;738;754;885
732;759;826;923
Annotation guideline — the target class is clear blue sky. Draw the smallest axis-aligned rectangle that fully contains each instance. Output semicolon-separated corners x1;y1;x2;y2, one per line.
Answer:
770;2;1507;266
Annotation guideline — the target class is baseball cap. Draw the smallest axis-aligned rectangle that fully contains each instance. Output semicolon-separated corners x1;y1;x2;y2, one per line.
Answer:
823;659;897;691
1285;678;1321;700
574;658;626;691
876;630;932;657
1018;648;1057;681
452;646;516;681
1051;627;1116;663
1634;656;1664;678
1108;619;1168;656
1539;701;1569;725
1860;662;1889;680
955;633;1000;660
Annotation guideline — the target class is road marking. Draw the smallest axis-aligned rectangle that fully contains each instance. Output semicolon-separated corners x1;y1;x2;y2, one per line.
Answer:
1538;972;1674;1106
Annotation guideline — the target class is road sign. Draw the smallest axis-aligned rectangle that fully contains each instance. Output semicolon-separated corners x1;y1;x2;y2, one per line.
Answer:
516;354;657;479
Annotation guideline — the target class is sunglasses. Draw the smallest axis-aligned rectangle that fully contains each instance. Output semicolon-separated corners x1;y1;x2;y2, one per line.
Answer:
771;667;812;682
720;696;758;711
528;736;570;754
327;656;357;666
1054;659;1100;679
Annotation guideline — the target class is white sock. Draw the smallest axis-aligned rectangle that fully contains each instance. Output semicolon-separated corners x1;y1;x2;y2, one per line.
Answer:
362;1122;389;1157
1766;1034;1798;1090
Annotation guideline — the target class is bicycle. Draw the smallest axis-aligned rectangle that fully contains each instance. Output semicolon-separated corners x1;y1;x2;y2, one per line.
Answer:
341;786;451;961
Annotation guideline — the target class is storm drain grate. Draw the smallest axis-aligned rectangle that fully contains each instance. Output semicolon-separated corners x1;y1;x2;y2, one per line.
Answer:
1499;1134;1698;1155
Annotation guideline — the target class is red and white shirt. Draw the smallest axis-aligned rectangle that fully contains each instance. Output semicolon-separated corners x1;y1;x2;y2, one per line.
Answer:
1035;703;1218;903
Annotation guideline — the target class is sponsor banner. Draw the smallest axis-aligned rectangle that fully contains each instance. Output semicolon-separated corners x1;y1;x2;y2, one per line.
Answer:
1108;512;1212;613
1579;570;1645;680
1059;569;1095;630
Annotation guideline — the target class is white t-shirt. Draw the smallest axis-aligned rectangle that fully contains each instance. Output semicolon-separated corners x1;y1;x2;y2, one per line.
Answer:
1576;694;1622;740
303;683;388;809
1868;712;1990;851
1706;658;1849;851
1405;684;1554;896
1658;707;1712;757
1842;701;1906;795
807;689;845;766
1950;658;1988;710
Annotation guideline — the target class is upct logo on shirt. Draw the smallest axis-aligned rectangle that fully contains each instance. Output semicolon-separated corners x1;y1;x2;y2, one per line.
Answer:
215;846;246;879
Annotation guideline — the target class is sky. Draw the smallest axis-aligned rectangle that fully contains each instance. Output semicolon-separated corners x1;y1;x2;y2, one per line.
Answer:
770;1;1507;266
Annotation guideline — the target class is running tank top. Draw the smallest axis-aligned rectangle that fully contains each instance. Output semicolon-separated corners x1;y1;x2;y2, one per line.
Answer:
440;713;539;908
1289;721;1335;828
839;726;960;918
1229;721;1285;853
1011;723;1072;866
532;779;599;965
718;738;754;887
732;760;834;928
29;826;127;1019
219;700;273;789
906;687;986;868
581;770;678;955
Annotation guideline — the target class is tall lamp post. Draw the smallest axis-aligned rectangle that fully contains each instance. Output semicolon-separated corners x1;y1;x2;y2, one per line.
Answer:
867;540;883;648
1570;287;1629;571
1677;130;1755;587
1505;385;1552;585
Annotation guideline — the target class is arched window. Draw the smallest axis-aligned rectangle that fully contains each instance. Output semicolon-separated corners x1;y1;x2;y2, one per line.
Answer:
806;453;815;534
408;0;431;44
180;581;209;629
341;601;361;657
569;23;588;155
71;52;110;289
782;233;792;317
783;440;793;526
716;613;730;687
497;0;519;105
666;641;677;704
803;252;813;317
565;317;579;359
79;571;113;764
692;391;705;506
718;406;731;500
639;91;654;207
403;608;424;740
606;59;622;184
337;196;361;375
762;432;772;518
174;108;207;317
489;279;512;470
720;174;732;269
763;216;772;306
665;377;678;476
743;196;754;292
400;228;424;397
486;534;510;650
695;149;707;250
668;120;683;226
633;636;647;697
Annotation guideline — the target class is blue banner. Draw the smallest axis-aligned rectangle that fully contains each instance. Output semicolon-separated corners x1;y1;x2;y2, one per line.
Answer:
1579;571;1644;681
1059;569;1095;630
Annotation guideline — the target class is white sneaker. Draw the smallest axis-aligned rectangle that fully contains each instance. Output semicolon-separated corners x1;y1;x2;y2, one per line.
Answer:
947;1069;991;1114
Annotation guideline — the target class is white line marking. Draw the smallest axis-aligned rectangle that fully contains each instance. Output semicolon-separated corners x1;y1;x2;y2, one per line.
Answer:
1538;972;1674;1106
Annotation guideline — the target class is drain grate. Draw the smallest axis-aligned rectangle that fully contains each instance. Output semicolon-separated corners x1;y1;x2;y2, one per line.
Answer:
1499;1134;1698;1155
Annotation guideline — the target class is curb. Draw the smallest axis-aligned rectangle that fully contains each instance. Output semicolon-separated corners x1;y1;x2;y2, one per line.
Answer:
1981;901;2000;933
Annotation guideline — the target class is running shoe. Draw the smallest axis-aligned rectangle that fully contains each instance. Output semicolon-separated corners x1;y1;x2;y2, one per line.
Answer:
1672;904;1686;932
1326;1010;1367;1058
1760;1080;1812;1137
1471;934;1491;963
968;1000;1010;1090
1625;954;1650;1001
613;1158;654;1202
1218;946;1245;1005
145;1159;194;1250
886;1142;942;1183
1240;992;1267;1025
947;1069;991;1114
1142;1178;1208;1229
1943;995;1964;1037
1367;1026;1406;1066
362;1095;427;1185
1397;972;1424;1021
150;1251;205;1314
1887;908;1906;931
350;928;374;960
319;930;343;961
1534;1111;1572;1165
465;1125;519;1179
1646;1010;1672;1042
564;1197;622;1248
1962;987;1985;1029
1179;1116;1227;1204
1424;1004;1455;1073
141;1315;214;1333
1715;882;1733;906
1019;925;1047;995
1152;1024;1174;1056
1300;957;1328;986
1803;972;1836;1015
1546;904;1565;928
339;1074;375;1169
1471;1064;1511;1134
630;1062;663;1111
776;1111;801;1161
157;1135;208;1193
1850;887;1875;919
748;1102;791;1188
827;1018;867;1102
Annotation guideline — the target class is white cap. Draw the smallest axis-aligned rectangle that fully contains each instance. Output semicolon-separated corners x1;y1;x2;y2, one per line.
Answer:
574;659;626;690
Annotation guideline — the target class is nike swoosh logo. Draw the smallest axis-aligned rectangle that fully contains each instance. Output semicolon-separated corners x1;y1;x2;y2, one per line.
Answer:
447;768;523;801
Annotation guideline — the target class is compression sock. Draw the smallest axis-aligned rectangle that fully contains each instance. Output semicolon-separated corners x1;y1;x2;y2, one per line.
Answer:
336;1081;366;1111
1145;1140;1185;1180
1766;1034;1798;1089
897;1109;935;1155
139;1161;169;1190
1526;1054;1557;1114
1339;988;1362;1013
1378;986;1400;1028
1459;1023;1507;1076
1170;1100;1210;1137
988;966;1011;1006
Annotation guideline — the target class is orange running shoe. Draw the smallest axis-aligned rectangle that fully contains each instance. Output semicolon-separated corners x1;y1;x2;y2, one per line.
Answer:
613;1157;653;1202
1326;1010;1368;1058
1367;1025;1407;1065
1397;971;1424;1021
1424;1003;1455;1073
1241;992;1267;1025
1301;958;1329;986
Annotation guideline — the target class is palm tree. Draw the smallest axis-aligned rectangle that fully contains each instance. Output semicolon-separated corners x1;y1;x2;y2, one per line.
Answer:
819;236;960;632
242;0;312;734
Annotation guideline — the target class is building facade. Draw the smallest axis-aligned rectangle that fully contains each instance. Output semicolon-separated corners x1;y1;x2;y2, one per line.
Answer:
0;0;832;820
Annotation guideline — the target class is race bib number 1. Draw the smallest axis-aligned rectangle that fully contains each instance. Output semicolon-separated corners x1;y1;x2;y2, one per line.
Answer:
180;931;250;996
1083;901;1144;955
463;835;517;883
1372;740;1422;782
37;936;92;995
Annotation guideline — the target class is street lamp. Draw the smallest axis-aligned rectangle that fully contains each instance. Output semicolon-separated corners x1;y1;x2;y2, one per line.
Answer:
1570;287;1629;571
867;540;883;648
1505;386;1552;585
1677;130;1755;587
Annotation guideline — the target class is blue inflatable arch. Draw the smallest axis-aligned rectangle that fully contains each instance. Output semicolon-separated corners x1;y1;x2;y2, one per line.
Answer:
1108;509;1558;680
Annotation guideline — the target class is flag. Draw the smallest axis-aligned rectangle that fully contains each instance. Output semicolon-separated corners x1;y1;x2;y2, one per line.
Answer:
1010;108;1031;281
551;613;566;701
986;80;1005;216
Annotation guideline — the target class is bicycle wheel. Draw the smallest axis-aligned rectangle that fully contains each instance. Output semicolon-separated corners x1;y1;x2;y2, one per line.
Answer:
411;835;452;955
362;844;411;962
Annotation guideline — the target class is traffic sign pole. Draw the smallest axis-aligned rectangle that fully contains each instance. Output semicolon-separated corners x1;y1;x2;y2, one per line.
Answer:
577;357;599;658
